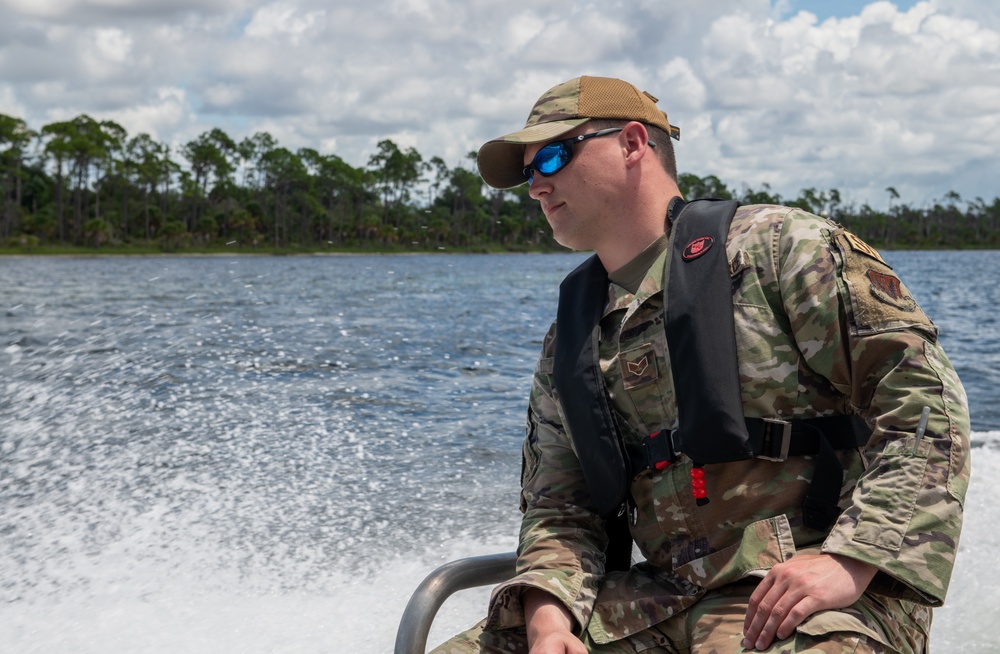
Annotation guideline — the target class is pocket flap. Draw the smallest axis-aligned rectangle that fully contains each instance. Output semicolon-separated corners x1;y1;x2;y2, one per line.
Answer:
673;515;796;589
797;609;890;647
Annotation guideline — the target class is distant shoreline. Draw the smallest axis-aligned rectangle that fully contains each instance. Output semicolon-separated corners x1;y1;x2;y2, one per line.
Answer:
2;244;995;258
0;248;565;258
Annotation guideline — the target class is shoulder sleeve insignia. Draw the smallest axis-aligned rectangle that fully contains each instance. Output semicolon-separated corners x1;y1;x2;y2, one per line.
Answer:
866;269;917;311
832;231;936;339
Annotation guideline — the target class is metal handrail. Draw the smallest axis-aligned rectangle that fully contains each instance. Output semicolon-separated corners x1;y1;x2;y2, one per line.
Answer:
394;551;517;654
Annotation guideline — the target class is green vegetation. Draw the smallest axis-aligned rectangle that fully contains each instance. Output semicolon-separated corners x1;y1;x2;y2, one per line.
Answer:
1;113;998;255
680;174;1000;250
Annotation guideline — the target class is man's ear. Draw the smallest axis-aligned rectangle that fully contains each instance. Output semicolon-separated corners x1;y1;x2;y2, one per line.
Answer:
621;121;652;168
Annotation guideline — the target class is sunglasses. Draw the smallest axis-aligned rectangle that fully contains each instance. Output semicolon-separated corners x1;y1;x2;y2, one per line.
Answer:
522;127;627;185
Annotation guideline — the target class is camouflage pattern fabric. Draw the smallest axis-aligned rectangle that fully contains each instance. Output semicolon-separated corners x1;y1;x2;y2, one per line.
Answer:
436;205;970;652
432;582;908;652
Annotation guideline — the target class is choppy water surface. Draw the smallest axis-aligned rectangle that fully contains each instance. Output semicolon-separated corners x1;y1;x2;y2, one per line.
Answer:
1;251;998;653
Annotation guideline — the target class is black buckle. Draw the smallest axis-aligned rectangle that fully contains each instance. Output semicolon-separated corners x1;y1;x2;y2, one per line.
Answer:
758;418;791;462
642;430;676;472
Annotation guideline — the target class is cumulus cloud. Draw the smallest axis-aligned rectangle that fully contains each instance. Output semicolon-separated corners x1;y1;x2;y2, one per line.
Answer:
677;0;1000;203
244;2;323;41
0;0;997;206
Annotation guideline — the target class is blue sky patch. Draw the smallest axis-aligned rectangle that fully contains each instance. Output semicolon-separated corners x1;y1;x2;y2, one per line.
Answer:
779;0;922;20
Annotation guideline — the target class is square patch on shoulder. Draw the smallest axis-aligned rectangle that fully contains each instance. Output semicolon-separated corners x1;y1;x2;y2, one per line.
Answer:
619;344;659;390
842;231;888;266
834;230;936;338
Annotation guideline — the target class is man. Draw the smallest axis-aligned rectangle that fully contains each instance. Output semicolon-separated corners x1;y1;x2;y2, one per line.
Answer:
433;76;970;653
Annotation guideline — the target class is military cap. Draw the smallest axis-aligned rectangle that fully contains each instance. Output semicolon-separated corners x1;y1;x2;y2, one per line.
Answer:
477;75;680;189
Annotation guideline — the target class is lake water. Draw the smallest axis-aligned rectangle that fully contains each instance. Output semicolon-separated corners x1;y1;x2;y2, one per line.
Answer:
1;251;998;653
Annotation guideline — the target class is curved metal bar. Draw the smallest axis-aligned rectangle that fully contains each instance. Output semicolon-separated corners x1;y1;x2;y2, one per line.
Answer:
394;551;517;654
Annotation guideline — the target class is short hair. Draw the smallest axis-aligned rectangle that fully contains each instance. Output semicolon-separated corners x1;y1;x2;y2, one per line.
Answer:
587;118;678;181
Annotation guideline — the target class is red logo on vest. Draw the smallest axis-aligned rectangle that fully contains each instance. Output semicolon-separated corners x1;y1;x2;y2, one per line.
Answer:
682;236;714;260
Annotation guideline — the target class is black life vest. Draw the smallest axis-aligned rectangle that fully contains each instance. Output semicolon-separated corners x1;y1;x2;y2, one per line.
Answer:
551;199;870;569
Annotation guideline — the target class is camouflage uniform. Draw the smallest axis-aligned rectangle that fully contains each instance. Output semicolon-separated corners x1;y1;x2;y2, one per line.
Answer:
432;205;970;653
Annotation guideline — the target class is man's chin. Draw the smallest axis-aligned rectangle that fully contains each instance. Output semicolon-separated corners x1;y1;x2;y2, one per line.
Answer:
550;230;585;252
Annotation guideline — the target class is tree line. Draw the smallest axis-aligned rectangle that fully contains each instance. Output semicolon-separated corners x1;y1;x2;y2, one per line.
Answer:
1;112;998;253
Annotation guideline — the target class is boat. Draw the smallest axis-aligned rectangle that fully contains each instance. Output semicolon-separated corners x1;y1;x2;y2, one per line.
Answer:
394;552;516;654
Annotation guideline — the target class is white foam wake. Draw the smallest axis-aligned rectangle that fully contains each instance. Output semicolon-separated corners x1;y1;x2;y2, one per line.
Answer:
1;440;994;654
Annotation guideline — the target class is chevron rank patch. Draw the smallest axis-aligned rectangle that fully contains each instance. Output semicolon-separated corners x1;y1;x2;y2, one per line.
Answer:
619;343;659;390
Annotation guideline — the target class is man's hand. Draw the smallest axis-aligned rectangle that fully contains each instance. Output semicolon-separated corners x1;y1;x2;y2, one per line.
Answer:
742;553;877;651
523;588;587;654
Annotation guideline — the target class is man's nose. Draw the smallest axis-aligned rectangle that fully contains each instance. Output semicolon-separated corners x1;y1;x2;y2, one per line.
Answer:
527;173;551;199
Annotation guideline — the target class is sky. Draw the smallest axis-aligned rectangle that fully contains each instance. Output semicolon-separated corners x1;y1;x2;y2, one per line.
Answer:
1;0;998;209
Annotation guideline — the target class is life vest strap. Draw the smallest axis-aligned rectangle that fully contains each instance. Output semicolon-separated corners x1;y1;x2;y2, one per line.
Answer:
625;415;869;476
744;414;871;462
623;415;871;531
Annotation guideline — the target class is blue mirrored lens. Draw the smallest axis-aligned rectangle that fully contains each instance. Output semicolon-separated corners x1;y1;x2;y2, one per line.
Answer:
523;128;622;184
535;143;571;175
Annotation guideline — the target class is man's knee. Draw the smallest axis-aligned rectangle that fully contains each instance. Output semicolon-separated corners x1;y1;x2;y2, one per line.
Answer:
428;620;528;654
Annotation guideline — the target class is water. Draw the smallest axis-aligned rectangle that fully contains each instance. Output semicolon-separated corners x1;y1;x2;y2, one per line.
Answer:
1;251;998;653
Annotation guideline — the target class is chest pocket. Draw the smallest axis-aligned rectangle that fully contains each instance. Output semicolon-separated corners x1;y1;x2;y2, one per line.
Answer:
601;314;677;437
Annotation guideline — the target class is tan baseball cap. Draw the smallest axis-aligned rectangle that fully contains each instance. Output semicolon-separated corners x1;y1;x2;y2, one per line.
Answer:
477;76;680;189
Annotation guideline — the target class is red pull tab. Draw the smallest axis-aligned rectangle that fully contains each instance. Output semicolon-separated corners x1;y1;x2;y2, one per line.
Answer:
690;466;709;505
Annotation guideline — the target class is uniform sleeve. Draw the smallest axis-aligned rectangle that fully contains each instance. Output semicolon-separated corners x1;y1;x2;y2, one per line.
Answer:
484;323;609;634
773;210;971;605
